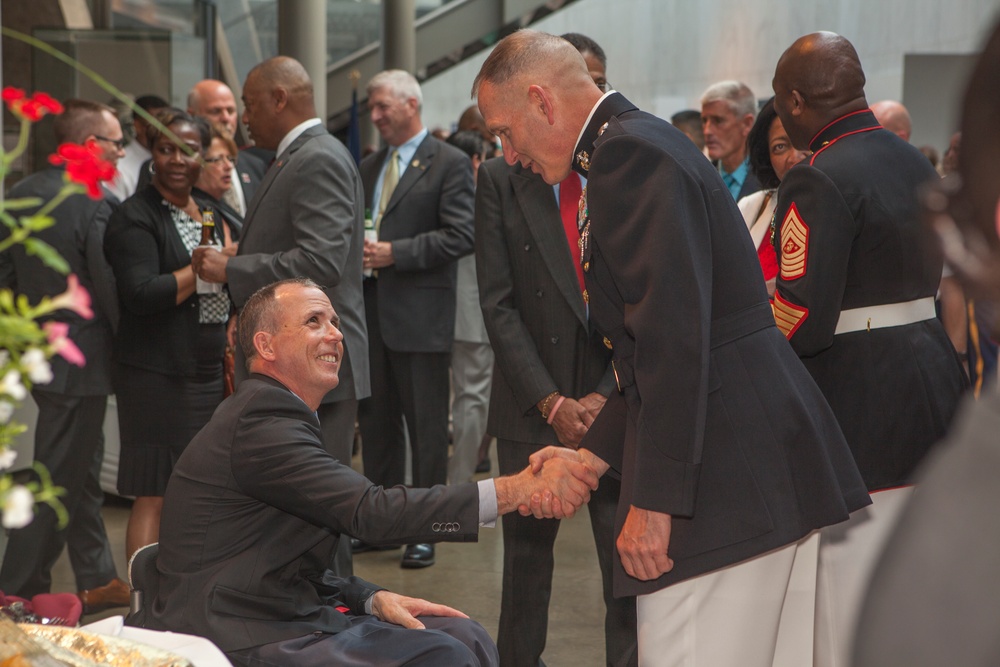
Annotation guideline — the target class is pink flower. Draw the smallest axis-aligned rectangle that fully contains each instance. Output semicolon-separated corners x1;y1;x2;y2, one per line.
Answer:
43;321;87;367
48;141;116;199
49;274;93;320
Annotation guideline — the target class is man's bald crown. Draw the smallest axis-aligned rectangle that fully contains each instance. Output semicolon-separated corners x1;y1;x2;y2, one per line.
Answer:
778;31;866;113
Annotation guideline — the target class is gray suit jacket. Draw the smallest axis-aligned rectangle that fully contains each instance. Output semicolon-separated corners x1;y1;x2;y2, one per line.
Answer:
0;168;118;396
150;374;480;653
360;135;475;353
475;158;615;445
227;124;369;403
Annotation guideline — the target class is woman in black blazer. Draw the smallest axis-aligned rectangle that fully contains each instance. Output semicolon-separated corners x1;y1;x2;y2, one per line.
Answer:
105;109;239;559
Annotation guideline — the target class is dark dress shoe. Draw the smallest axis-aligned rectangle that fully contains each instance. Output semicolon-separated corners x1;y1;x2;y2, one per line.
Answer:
401;543;435;568
475;457;491;474
351;538;400;554
78;577;130;615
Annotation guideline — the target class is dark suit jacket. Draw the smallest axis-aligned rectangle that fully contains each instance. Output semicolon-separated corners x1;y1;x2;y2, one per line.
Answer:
360;135;475;353
149;374;480;653
226;124;369;403
475;158;614;444
575;94;870;596
773;111;967;490
104;185;239;377
0;168;118;395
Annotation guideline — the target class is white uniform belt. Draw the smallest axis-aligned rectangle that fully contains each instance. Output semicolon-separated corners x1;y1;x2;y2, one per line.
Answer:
834;297;936;335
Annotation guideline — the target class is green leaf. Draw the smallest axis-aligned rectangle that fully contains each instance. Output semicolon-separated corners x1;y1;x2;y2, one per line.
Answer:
21;214;56;233
23;238;70;274
1;197;43;211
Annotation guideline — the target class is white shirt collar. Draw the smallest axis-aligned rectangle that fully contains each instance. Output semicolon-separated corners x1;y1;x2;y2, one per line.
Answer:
276;118;323;158
574;90;616;155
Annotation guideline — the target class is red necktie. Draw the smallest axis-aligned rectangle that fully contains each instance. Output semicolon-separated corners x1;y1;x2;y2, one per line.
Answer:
559;172;585;293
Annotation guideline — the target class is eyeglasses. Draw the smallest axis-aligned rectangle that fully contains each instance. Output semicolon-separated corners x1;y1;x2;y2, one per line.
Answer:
597;81;614;93
94;135;126;150
204;155;236;165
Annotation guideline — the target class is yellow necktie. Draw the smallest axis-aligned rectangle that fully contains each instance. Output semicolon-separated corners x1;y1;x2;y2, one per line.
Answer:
375;149;399;235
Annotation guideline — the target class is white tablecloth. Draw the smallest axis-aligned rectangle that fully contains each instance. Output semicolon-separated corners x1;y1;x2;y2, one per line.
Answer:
81;616;232;667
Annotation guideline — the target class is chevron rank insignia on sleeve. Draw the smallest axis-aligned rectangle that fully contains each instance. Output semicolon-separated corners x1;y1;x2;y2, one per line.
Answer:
778;203;809;281
772;291;809;338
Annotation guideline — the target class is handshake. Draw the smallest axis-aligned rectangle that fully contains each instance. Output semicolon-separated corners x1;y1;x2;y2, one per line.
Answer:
495;447;611;520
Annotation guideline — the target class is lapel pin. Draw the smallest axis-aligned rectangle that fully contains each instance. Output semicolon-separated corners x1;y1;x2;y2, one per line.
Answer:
412;159;421;169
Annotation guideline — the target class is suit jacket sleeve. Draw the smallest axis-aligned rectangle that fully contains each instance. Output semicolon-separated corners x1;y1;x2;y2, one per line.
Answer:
589;134;716;517
226;141;356;307
391;149;475;272
475;161;558;413
104;203;180;316
230;385;481;546
83;200;120;332
772;165;858;356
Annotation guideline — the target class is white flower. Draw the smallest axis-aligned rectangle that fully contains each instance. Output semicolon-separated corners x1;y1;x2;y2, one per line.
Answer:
21;348;52;385
0;350;9;367
0;448;16;470
0;400;13;424
0;370;26;400
2;485;34;529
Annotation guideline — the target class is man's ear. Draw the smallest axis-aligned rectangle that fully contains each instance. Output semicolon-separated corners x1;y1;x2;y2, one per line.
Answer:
253;331;276;362
273;87;289;113
790;90;806;117
527;85;555;126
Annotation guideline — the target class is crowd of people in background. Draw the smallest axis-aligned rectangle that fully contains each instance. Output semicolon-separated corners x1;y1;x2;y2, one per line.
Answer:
1;20;996;667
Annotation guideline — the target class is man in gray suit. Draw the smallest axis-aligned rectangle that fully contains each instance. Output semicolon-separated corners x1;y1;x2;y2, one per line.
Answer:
192;56;368;577
0;99;128;611
474;33;636;666
356;70;475;568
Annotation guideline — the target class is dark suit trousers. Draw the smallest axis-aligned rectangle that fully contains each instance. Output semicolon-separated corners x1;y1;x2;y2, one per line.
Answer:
0;392;117;596
228;615;498;667
497;439;637;667
317;398;358;578
358;279;451;489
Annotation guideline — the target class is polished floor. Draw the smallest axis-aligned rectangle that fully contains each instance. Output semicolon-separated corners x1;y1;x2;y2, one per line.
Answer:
43;444;614;666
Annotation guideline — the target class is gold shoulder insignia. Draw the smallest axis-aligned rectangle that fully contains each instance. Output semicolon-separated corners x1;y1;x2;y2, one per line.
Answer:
778;202;809;281
772;292;809;339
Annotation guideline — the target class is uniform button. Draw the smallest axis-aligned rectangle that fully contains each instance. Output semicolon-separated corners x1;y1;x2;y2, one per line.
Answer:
551;336;559;344
524;243;531;251
603;337;613;349
582;289;589;303
583;261;590;272
536;290;543;297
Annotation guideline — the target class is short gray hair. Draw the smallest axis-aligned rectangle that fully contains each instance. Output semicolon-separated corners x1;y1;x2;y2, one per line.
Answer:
700;80;757;119
367;69;422;110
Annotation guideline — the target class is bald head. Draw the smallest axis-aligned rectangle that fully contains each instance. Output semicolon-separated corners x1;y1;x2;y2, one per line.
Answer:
473;30;604;184
472;29;599;100
241;56;316;150
871;100;912;142
188;79;238;136
773;32;868;149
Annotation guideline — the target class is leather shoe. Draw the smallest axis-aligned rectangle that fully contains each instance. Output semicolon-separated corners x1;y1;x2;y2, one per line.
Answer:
401;543;435;569
350;538;400;554
78;577;130;615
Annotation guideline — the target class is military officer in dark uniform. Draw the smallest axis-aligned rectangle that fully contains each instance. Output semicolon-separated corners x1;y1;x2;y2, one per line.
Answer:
770;32;969;667
474;30;869;667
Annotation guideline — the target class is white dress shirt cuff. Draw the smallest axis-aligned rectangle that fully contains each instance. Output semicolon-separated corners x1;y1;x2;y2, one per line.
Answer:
478;478;499;528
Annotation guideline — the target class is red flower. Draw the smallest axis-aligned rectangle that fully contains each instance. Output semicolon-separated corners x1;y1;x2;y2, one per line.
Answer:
2;87;63;122
48;140;116;199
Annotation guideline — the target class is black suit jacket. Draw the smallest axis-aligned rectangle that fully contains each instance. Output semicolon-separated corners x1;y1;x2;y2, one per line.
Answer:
149;374;480;652
0;168;118;395
575;94;869;596
226;124;369;403
360;135;475;353
475;158;614;444
104;185;239;377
